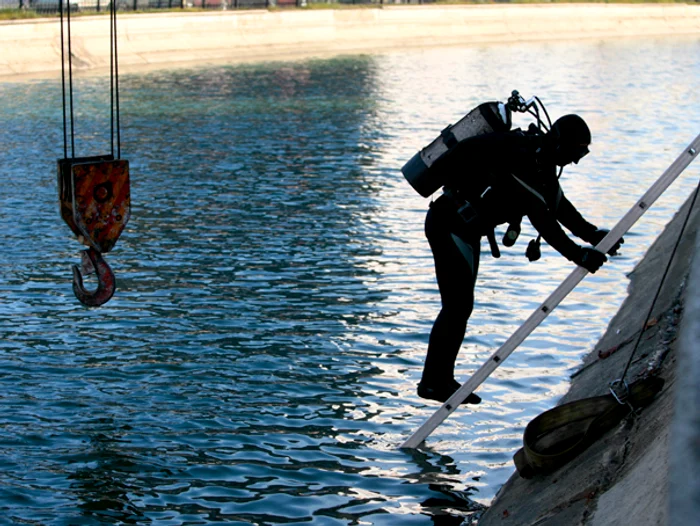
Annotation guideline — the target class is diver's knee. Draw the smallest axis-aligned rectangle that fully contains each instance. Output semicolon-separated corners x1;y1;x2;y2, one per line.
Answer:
441;303;473;324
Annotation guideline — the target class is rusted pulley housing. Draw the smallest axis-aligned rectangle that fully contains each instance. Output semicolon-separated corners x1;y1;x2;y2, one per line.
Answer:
58;155;130;306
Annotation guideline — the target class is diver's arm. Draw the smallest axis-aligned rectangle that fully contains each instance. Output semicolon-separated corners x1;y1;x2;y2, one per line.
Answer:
527;206;583;263
555;192;598;243
557;190;624;255
527;206;606;272
509;175;591;263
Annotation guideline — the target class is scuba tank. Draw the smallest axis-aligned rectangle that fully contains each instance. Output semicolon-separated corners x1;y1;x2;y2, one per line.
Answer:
402;91;555;260
401;101;512;198
401;91;553;199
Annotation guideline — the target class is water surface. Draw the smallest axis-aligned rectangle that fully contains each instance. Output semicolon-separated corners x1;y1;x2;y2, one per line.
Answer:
1;36;699;524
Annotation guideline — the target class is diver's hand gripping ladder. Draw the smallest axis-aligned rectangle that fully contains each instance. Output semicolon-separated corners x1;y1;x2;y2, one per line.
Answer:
400;133;700;449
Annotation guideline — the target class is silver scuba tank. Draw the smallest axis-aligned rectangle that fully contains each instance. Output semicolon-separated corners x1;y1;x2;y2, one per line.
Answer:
401;101;512;198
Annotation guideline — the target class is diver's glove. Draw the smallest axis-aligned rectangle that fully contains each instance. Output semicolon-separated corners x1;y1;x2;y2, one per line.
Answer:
575;247;607;274
588;228;624;256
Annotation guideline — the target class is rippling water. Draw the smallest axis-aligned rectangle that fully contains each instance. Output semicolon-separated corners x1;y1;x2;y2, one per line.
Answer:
1;36;699;524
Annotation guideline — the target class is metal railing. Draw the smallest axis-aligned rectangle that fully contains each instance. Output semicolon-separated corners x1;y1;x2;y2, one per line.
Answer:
0;0;438;14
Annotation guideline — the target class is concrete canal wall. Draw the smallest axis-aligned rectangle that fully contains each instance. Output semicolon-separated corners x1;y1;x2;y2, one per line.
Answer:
1;4;700;78
669;211;700;526
479;181;700;525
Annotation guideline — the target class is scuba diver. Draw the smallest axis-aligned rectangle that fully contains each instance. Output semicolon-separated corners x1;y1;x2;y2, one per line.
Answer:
412;112;624;405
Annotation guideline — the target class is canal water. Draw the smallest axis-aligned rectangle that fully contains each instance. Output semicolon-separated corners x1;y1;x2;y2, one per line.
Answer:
1;36;699;524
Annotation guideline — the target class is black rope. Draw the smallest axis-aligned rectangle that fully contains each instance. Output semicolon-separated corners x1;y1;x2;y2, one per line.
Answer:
108;3;121;159
619;177;700;381
59;1;67;159
113;5;121;159
59;4;121;160
66;0;75;158
110;0;114;158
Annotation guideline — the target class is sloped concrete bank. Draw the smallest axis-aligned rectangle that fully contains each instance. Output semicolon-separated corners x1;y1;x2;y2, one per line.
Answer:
1;4;700;79
478;185;700;525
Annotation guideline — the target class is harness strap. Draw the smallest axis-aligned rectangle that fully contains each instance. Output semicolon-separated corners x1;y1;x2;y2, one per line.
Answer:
486;230;501;259
443;188;501;258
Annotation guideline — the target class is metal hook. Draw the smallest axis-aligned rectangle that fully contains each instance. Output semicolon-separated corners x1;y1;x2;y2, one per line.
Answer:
72;247;116;307
609;379;629;405
610;378;639;416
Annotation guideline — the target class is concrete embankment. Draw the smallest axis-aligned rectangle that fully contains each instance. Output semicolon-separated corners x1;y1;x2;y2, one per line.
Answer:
478;178;700;525
1;4;700;79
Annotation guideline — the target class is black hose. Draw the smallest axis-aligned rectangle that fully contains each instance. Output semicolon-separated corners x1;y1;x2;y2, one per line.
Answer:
535;96;552;130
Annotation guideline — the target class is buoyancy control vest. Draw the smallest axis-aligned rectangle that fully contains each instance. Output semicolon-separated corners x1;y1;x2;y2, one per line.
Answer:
401;101;512;198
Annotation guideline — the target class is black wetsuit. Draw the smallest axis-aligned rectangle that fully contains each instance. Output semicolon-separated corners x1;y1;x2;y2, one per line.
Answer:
422;128;600;385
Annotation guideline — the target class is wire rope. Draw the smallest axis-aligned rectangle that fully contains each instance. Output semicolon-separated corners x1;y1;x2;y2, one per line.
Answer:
618;177;700;382
113;4;121;159
110;0;114;158
66;1;75;157
59;3;121;160
59;1;67;159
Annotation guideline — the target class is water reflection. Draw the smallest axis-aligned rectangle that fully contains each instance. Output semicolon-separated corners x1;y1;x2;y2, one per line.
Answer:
67;429;149;523
0;37;699;524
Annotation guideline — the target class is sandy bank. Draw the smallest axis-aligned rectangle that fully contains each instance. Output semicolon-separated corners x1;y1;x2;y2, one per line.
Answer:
1;4;700;79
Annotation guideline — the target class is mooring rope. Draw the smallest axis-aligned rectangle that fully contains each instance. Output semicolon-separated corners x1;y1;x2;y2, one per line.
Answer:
618;177;700;383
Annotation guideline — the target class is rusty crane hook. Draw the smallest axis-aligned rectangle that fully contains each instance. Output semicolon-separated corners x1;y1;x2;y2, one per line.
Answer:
72;247;116;307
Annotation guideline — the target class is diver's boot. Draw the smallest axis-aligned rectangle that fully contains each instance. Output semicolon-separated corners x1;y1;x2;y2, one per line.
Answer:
417;379;481;405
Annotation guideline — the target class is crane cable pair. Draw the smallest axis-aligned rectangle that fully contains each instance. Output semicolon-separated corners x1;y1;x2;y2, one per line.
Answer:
57;2;130;307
